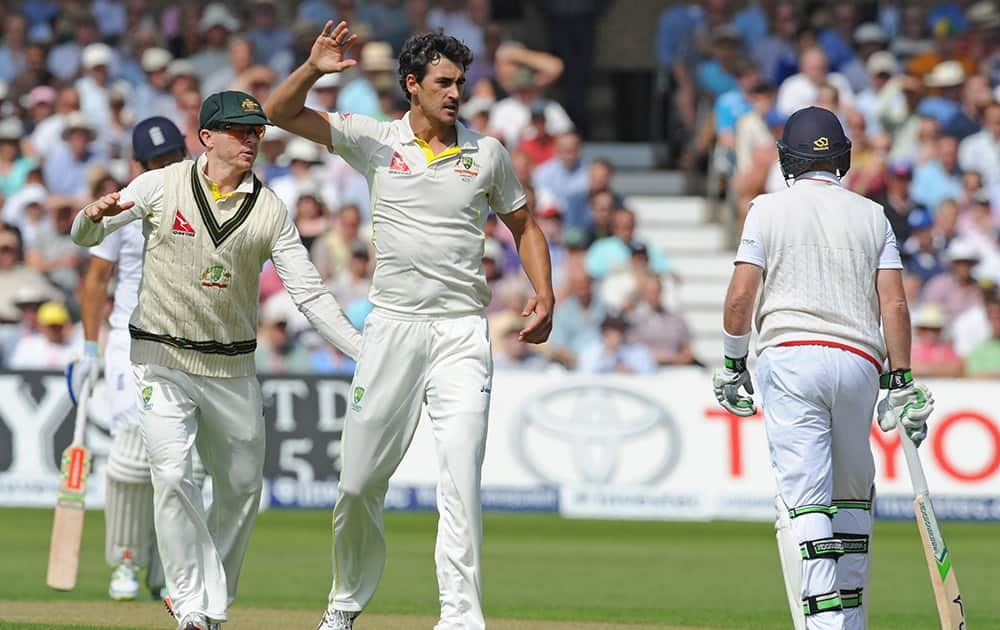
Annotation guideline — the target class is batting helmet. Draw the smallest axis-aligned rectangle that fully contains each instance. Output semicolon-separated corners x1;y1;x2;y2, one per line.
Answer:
132;116;185;165
777;106;851;181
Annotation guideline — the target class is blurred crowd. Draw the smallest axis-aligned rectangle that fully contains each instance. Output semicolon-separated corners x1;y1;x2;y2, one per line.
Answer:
0;0;694;377
660;0;1000;378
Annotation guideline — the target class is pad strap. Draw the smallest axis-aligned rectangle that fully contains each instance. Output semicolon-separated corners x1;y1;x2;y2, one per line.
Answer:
800;537;844;560
840;588;863;609
788;504;837;519
832;498;872;511
802;591;843;616
834;532;869;554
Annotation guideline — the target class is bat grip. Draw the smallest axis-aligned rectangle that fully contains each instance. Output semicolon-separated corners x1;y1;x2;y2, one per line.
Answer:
897;418;929;497
71;375;93;447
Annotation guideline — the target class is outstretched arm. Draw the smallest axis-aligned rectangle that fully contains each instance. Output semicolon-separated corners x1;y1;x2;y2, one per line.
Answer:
498;207;554;344
264;20;358;146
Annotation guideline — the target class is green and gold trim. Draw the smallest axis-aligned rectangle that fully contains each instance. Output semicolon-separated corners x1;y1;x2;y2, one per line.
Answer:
190;164;262;248
129;325;256;356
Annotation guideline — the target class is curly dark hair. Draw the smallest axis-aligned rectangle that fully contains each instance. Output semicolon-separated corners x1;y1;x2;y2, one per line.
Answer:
397;32;474;100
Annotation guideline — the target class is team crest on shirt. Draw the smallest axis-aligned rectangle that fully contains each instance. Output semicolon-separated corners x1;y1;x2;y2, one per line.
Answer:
454;155;480;181
201;265;232;288
141;386;153;410
351;386;365;411
172;210;196;236
388;151;411;174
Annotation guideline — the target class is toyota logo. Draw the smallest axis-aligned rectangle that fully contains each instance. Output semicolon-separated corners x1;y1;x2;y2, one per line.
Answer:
514;384;681;485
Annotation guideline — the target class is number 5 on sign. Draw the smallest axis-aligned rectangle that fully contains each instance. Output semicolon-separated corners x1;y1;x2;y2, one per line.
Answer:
897;419;967;629
46;375;94;590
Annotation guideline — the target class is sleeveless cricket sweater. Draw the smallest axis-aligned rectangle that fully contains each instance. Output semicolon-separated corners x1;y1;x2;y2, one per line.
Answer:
752;181;888;365
129;160;285;377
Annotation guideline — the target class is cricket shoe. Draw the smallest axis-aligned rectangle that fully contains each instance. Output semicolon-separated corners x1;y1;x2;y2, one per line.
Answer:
317;609;360;630
108;561;140;600
178;612;221;630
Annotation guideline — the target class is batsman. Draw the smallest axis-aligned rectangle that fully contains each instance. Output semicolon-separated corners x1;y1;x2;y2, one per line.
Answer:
67;116;206;602
71;90;361;630
713;106;934;630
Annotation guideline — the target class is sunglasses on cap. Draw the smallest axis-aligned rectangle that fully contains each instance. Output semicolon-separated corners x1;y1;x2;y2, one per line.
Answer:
211;122;266;140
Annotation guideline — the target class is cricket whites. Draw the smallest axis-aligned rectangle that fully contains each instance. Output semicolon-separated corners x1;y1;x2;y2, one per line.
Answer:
898;419;966;629
46;374;94;590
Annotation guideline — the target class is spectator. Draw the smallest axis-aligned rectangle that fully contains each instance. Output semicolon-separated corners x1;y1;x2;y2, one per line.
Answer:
910;302;963;377
489;59;571;148
25;194;85;296
854;51;899;135
270;137;326;217
585;207;671;280
8;300;75;369
202;36;254;97
293;190;331;252
891;4;933;61
311;203;365;282
902;207;946;285
965;294;1000;378
695;24;743;100
880;74;925;162
624;273;694;366
75;43;115;131
482;237;505;298
953;279;998;357
305;70;342;114
337;40;395;118
10;42;51;98
922;238;984;319
131;47;175;120
911;134;962;210
576;315;656;375
328;242;372;312
600;242;654;312
245;0;292;69
47;13;102;81
919;61;977;139
0;14;29;83
516;101;557;167
714;60;760;153
43;113;102;198
428;0;484;59
256;126;292;183
255;297;312;374
175;89;205;158
733;83;779;216
751;1;799;87
775;46;853;116
533;196;566;275
532;132;589;230
0;227;58;324
15;184;50;250
0;118;36;198
460;95;493;135
959;101;1000;187
548;266;609;368
879;160;917;243
30;86;81;161
840;22;891;93
191;4;241;79
165;59;199;102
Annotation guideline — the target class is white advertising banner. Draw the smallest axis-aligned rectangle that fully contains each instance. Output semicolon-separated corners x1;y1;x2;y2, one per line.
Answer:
0;369;997;520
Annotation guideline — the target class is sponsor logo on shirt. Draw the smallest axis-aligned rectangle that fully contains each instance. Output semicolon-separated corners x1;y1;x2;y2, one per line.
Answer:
172;210;196;237
201;265;232;289
389;151;411;174
454;155;480;177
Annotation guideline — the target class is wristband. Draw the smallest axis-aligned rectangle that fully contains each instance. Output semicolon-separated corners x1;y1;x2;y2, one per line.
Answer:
879;368;912;390
83;340;100;358
724;356;748;372
723;329;751;359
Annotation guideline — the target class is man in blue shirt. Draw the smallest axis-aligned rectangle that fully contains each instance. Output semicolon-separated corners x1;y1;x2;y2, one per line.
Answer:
532;132;590;230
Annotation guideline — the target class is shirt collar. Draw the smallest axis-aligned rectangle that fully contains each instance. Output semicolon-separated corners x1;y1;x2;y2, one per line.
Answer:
794;170;842;186
196;153;256;197
398;111;478;152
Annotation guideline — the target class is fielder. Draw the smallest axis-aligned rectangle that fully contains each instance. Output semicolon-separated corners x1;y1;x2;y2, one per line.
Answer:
67;116;205;602
265;23;554;630
71;90;362;630
712;106;933;630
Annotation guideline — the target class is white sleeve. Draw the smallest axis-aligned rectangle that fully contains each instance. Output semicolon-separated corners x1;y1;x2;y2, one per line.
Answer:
70;170;160;247
327;112;384;176
488;142;527;215
877;215;903;269
734;202;766;268
270;213;363;359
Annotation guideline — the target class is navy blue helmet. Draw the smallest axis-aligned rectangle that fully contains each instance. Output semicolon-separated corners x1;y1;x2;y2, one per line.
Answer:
132;116;185;164
777;106;851;181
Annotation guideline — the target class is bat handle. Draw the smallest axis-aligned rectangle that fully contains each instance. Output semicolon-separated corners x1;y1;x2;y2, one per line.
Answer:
71;375;93;447
896;418;930;497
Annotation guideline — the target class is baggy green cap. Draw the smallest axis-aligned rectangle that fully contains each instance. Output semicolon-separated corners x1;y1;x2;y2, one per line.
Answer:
199;90;270;129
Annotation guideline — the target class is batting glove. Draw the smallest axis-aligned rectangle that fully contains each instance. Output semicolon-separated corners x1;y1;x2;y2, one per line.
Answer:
66;340;100;405
876;369;934;447
713;356;757;417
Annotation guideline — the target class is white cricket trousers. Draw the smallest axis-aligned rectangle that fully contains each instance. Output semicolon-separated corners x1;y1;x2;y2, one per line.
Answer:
329;309;493;630
133;362;265;623
757;345;879;630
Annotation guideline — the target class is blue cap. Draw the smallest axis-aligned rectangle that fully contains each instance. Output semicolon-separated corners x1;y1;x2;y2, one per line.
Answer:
132;116;185;163
908;207;933;230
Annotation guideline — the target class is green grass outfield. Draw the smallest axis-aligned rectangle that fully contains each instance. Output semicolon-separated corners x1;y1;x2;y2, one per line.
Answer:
1;508;997;629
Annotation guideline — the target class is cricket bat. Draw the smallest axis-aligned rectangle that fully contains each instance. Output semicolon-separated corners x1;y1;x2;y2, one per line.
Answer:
46;375;94;591
897;423;966;629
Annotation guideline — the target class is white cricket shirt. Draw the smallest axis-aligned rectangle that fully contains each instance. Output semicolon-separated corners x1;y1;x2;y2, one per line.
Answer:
91;221;143;331
328;112;526;317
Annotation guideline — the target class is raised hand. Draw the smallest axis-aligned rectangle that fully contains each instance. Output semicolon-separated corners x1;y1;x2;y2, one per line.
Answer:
84;192;134;222
309;21;359;75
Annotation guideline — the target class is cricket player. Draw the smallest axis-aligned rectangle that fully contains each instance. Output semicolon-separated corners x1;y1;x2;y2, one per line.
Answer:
712;106;933;630
67;116;206;602
265;23;554;630
71;90;362;630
